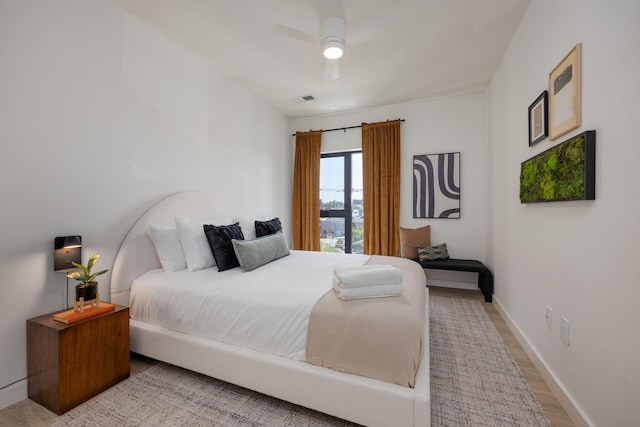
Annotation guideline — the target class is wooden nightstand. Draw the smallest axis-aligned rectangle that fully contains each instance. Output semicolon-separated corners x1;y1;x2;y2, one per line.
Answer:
27;305;130;414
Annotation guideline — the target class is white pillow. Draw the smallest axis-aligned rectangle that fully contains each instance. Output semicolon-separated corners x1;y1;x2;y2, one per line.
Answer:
148;225;187;271
175;216;231;271
233;216;264;241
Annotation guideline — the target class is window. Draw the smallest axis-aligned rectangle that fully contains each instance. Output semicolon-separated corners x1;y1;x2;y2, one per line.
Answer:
320;151;363;254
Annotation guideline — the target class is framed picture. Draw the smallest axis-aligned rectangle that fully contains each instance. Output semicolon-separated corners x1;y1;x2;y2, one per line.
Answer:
528;91;548;146
549;43;582;140
413;152;460;219
520;130;595;203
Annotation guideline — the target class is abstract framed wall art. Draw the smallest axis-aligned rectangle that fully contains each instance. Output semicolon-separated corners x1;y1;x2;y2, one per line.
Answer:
413;152;460;218
528;91;548;146
549;43;582;140
520;130;595;203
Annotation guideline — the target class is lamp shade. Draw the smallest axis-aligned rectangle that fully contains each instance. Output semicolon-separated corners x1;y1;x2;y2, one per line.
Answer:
54;235;82;271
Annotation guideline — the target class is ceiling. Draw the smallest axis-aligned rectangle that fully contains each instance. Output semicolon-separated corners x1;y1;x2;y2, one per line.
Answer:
108;0;530;119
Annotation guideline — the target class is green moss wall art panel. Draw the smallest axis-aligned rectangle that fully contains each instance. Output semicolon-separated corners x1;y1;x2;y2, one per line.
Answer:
520;130;595;203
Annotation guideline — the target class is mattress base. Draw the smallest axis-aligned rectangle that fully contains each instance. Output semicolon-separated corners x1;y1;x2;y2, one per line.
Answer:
129;288;430;427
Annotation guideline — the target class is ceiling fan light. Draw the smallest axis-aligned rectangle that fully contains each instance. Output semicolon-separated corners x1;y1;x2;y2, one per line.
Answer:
323;41;344;59
321;17;345;59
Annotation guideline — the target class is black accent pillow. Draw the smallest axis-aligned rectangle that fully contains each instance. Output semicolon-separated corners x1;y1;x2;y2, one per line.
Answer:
255;217;282;238
204;223;244;271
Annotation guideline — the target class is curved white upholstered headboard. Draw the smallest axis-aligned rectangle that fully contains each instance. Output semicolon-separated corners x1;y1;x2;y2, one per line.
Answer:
110;191;221;306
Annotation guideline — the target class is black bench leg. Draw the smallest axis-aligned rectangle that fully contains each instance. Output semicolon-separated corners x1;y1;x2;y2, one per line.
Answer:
478;272;493;302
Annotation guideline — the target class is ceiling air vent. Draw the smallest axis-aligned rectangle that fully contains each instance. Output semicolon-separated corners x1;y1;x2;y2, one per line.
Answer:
290;95;315;104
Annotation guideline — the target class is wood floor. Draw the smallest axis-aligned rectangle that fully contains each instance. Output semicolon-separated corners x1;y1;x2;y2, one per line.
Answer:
0;287;573;426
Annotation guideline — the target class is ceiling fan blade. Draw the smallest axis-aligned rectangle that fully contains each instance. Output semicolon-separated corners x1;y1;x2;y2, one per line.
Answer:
325;59;339;80
270;24;319;45
344;2;400;45
346;35;406;70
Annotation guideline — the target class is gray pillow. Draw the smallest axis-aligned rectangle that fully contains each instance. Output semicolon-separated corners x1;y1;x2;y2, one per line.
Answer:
231;232;290;272
417;243;450;261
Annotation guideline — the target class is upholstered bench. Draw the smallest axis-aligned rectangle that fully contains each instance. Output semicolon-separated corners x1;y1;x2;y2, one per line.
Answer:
414;258;493;302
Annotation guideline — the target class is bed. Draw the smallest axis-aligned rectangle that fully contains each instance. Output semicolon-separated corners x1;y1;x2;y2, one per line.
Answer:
110;191;430;426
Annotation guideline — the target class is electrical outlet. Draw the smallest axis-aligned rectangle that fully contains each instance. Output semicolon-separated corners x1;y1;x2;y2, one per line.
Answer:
545;305;553;329
561;317;571;346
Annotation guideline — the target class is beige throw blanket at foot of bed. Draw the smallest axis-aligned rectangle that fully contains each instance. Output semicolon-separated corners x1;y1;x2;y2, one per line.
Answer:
305;255;426;387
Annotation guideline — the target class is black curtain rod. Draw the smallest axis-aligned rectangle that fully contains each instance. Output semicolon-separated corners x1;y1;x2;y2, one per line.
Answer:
291;119;405;137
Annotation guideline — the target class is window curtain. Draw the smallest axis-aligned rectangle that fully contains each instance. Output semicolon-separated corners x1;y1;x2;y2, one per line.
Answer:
292;130;322;251
362;120;401;256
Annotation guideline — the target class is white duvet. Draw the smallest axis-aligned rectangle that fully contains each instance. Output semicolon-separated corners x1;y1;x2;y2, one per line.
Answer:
129;250;369;360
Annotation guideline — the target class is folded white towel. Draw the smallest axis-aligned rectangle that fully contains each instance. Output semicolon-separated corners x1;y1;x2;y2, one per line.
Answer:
333;283;404;300
333;264;403;289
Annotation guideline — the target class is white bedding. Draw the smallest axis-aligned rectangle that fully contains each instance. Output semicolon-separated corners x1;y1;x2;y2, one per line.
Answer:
129;250;370;360
112;192;430;426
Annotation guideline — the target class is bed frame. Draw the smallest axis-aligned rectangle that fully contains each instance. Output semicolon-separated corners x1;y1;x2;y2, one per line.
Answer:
110;191;430;427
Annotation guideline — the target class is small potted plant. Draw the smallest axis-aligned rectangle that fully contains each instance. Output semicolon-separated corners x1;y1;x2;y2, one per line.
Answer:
67;253;109;305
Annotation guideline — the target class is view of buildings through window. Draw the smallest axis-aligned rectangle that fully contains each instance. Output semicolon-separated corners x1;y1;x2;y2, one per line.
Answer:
320;151;363;254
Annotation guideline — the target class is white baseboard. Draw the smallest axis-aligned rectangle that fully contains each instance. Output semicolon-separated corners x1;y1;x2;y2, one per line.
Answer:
492;296;593;427
0;379;27;411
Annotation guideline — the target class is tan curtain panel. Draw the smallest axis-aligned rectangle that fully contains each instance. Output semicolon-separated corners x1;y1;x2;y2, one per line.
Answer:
362;120;401;256
292;130;322;251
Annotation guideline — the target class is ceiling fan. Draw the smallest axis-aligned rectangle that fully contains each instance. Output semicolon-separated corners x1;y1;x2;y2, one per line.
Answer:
320;16;345;80
271;15;346;80
271;1;400;81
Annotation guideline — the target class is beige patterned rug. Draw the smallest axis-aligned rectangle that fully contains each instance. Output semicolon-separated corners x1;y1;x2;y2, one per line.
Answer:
429;296;551;427
51;296;551;426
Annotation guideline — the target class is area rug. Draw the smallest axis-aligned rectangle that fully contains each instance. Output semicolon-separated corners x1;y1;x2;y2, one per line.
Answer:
50;361;352;426
429;296;551;427
51;296;551;426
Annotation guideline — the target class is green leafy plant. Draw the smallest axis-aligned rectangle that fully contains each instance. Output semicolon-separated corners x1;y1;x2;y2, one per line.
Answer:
67;253;109;288
519;131;595;203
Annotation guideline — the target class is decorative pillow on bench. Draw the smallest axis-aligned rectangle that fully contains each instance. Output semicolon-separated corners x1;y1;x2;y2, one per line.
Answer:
399;225;431;259
417;243;449;261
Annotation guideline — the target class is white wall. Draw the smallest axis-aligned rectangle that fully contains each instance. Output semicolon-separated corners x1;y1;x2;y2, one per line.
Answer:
291;93;488;263
488;1;640;425
0;0;290;408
